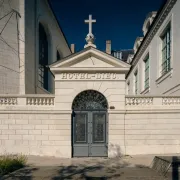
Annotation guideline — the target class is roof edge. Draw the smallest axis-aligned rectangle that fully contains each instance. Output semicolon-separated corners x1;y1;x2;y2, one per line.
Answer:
47;0;72;53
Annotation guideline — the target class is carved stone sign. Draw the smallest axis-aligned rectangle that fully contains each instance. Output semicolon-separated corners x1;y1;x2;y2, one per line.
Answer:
60;73;120;80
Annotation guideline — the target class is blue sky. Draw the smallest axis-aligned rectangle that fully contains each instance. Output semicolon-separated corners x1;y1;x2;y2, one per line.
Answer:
50;0;164;52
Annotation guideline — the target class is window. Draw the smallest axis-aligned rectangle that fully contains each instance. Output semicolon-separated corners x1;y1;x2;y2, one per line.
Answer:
112;51;122;59
146;21;151;31
127;81;130;95
134;70;138;95
57;50;60;61
144;54;149;89
39;23;49;91
118;52;122;59
161;26;171;75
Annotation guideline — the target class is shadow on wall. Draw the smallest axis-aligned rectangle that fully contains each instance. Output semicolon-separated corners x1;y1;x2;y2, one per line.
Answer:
109;143;123;158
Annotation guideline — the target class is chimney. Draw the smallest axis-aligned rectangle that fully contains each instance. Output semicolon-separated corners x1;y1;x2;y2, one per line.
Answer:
106;40;111;55
71;44;75;53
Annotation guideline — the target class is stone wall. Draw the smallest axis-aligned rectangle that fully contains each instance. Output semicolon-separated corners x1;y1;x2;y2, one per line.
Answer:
125;112;180;155
54;76;126;111
109;109;180;156
108;113;125;157
0;95;71;157
0;0;21;94
124;96;180;155
0;112;71;157
0;95;180;157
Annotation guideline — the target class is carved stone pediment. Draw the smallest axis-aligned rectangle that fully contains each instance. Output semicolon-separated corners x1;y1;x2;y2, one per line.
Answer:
49;47;130;75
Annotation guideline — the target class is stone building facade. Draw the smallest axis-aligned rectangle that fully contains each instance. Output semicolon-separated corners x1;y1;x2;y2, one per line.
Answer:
1;0;180;158
0;0;71;94
126;0;180;95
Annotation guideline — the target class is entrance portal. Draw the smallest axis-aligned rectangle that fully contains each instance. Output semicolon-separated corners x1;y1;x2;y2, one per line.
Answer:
72;90;108;157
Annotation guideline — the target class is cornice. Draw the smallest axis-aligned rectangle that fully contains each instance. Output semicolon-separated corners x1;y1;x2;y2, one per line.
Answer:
51;67;130;73
133;0;176;65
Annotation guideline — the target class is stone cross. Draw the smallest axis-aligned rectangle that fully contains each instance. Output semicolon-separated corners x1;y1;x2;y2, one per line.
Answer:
85;15;96;35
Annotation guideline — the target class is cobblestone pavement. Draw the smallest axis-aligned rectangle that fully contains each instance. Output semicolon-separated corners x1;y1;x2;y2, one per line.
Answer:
1;156;169;180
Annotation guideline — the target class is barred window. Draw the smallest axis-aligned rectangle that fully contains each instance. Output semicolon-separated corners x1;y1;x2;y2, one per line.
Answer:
39;23;49;91
144;54;149;89
161;26;171;75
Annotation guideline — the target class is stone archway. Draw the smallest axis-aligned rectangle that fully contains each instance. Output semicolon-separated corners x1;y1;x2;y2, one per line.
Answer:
72;90;108;157
72;90;108;110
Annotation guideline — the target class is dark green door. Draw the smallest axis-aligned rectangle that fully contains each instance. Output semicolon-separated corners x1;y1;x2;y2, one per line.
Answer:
72;111;108;157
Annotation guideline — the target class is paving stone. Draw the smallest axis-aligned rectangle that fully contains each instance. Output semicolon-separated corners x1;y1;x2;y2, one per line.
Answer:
1;166;166;180
0;156;169;180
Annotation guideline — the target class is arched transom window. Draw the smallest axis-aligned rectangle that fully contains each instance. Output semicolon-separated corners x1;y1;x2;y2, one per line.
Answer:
72;90;108;110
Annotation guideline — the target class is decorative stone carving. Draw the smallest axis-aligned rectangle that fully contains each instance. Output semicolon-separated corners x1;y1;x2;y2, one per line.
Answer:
61;73;118;80
85;33;96;48
0;97;17;105
72;90;108;110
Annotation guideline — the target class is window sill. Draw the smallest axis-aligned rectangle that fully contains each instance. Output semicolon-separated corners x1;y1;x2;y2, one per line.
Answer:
156;69;173;85
37;85;51;94
140;87;150;94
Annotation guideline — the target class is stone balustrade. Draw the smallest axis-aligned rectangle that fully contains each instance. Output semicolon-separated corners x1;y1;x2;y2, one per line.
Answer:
26;97;54;106
126;96;153;105
0;97;17;105
162;97;180;105
1;95;180;107
0;95;55;106
126;96;180;106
